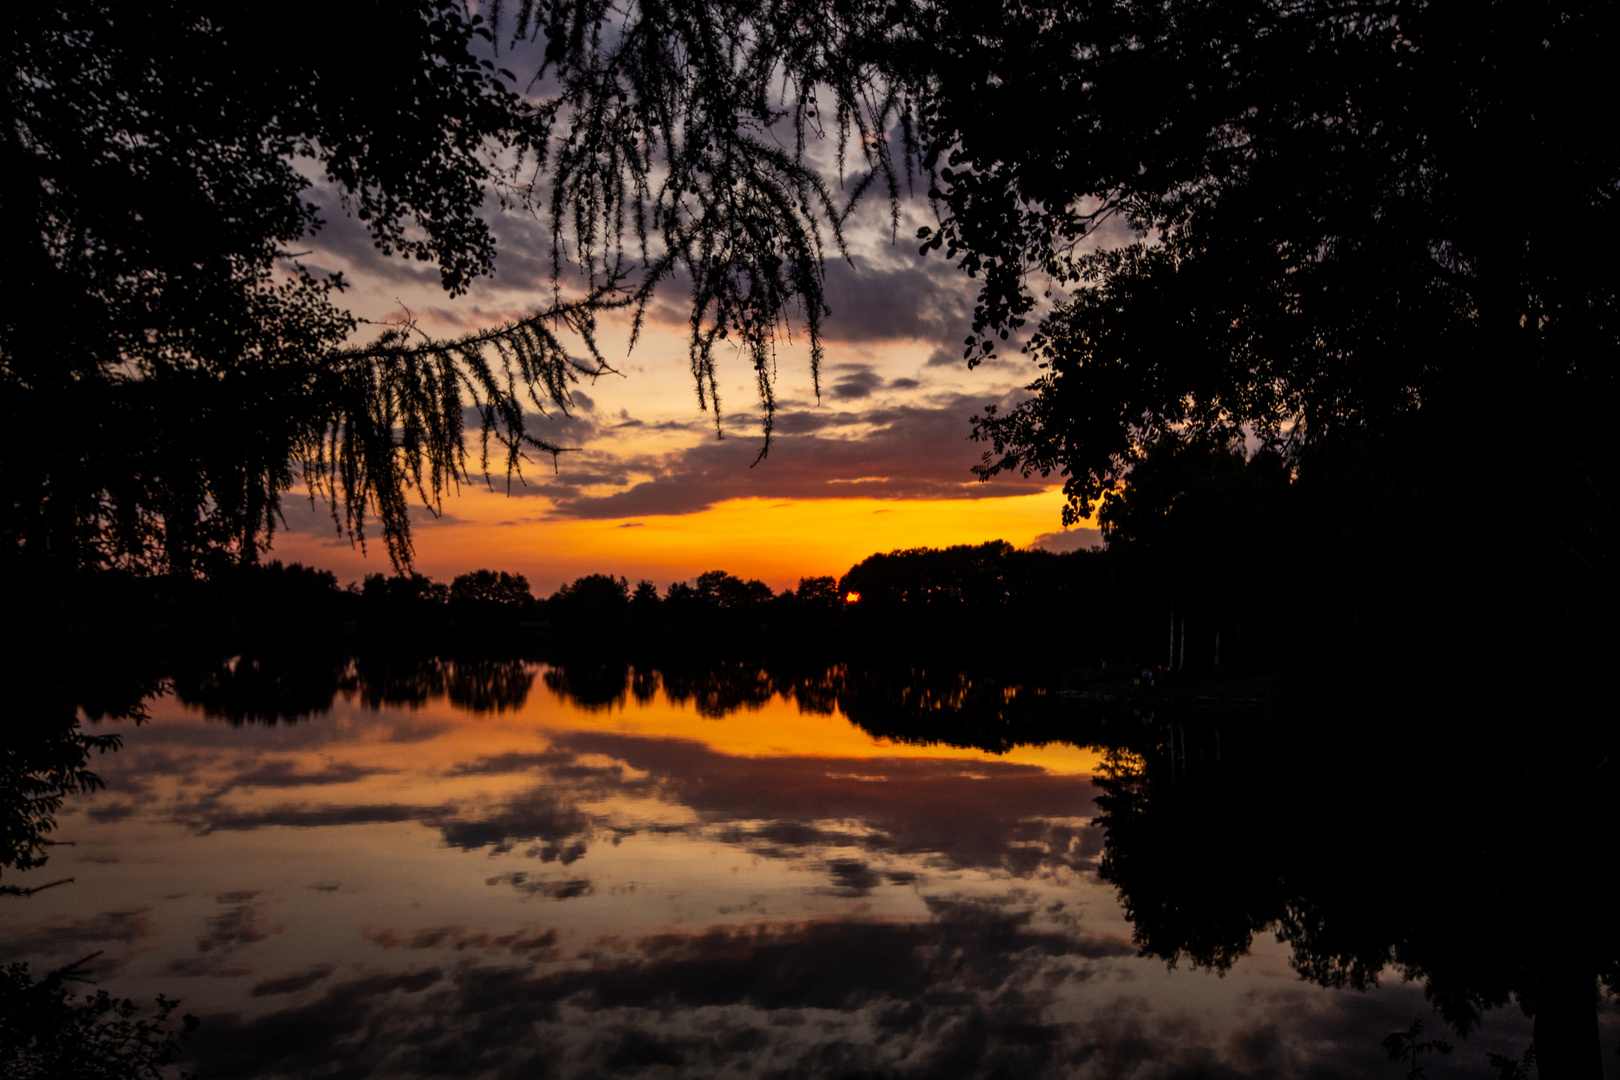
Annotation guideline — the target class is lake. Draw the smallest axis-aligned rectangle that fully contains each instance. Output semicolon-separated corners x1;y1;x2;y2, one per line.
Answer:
3;658;1609;1078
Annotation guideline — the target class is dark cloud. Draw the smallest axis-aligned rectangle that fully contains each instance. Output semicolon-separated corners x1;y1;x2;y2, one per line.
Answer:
251;966;335;997
176;900;1197;1080
890;377;921;390
822;858;884;896
86;800;138;823
184;970;445;1079
197;896;283;954
828;365;883;400
1029;528;1103;554
487;872;595;900
444;749;576;777
182;802;429;834
0;908;156;970
546;391;1051;519
551;731;1100;875
816;253;975;344
165;956;257;978
218;759;392;791
363;924;560;957
435;788;592;854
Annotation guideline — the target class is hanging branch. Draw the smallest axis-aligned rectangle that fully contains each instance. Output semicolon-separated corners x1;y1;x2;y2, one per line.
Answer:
296;288;632;569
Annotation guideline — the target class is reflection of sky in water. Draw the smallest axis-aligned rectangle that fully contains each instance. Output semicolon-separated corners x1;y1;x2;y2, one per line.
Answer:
4;669;1534;1078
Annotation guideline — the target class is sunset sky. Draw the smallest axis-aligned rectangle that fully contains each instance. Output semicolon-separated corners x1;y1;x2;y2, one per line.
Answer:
269;176;1102;594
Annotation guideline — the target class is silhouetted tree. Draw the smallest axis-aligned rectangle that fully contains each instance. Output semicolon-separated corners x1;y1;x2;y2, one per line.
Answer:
350;654;448;711
546;574;631;642
794;577;840;608
952;1;1617;682
450;570;533;610
1097;436;1292;671
693;570;774;611
444;658;535;713
4;1;625;574
629;579;661;617
1093;714;1620;1079
0;959;195;1079
448;570;534;642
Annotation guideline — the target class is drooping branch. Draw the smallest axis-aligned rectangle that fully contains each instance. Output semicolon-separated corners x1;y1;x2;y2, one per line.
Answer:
497;0;929;448
297;288;632;569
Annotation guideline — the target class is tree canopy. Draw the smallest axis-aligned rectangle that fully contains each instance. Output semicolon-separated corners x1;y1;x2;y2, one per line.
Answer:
6;0;1615;599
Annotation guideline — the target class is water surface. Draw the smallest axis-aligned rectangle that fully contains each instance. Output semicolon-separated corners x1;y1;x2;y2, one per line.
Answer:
2;662;1570;1078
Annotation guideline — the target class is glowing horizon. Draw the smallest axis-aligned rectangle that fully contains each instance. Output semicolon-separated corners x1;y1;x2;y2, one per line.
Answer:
269;487;1098;595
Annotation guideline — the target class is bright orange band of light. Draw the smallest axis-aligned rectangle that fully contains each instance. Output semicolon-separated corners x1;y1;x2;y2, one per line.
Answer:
270;488;1087;594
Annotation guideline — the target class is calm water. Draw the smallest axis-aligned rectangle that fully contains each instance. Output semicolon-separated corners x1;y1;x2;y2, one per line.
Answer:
3;662;1602;1078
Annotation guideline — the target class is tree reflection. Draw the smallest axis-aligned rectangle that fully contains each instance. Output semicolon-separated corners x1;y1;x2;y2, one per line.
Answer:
445;658;535;714
660;661;778;718
542;660;632;712
1093;716;1618;1079
349;654;447;710
170;652;349;726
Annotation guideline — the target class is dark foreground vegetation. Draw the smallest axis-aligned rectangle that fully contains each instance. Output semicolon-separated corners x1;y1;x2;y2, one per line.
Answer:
5;0;1617;1073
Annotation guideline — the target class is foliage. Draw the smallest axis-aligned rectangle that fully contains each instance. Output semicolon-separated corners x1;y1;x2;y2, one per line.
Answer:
959;1;1618;520
1381;1019;1454;1080
1486;1044;1536;1080
10;0;1617;591
0;723;119;894
690;570;776;610
450;569;535;611
1091;710;1620;1074
4;0;614;573
496;0;928;446
794;576;840;608
0;960;195;1080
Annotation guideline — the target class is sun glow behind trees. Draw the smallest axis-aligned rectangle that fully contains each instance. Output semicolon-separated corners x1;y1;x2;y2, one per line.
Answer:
271;487;1081;594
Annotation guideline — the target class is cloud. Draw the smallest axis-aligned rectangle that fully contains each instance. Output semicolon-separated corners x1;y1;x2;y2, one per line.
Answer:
545;392;1050;519
177;901;1158;1080
217;759;393;792
184;969;445;1079
196;895;284;954
182;802;429;834
0;908;157;973
816;253;975;344
487;872;595;900
549;731;1101;875
435;791;591;855
821;858;885;896
86;801;138;823
251;966;335;997
828;365;883;400
1028;528;1103;554
363;924;560;957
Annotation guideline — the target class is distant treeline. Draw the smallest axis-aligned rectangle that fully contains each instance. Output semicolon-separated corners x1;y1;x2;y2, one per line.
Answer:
143;544;1142;667
26;434;1606;703
130;530;1286;679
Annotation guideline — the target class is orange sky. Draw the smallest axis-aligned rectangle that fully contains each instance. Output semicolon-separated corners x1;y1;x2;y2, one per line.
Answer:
271;486;1093;594
276;181;1097;595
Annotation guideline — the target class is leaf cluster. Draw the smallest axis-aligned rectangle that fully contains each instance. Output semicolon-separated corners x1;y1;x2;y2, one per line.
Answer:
0;959;195;1080
952;0;1618;529
497;0;929;448
3;1;583;572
